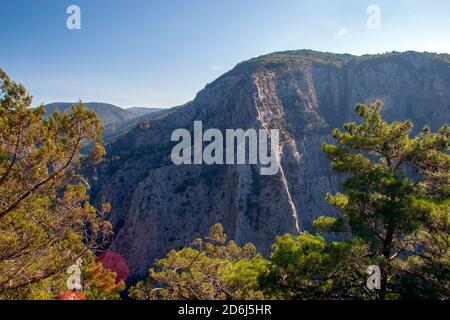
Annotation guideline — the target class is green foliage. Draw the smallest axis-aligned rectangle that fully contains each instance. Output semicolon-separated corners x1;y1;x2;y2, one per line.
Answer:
129;224;268;300
244;50;354;68
320;101;450;300
0;68;115;299
258;234;365;299
312;216;345;232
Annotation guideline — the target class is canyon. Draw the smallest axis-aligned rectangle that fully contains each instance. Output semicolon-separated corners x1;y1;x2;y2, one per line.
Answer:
86;50;450;278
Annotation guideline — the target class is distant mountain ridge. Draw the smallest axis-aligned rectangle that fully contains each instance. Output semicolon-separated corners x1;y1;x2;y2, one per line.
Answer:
43;102;136;127
43;102;164;142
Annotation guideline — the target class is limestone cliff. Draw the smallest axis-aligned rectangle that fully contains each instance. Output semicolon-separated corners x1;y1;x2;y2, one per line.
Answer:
89;50;450;277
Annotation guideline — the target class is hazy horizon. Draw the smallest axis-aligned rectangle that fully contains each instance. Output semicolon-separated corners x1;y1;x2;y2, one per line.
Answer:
41;101;166;110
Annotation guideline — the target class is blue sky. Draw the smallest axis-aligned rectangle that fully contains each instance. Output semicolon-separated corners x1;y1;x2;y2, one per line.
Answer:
1;0;449;108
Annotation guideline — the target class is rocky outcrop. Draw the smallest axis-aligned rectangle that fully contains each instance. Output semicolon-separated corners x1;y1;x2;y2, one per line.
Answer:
89;50;450;277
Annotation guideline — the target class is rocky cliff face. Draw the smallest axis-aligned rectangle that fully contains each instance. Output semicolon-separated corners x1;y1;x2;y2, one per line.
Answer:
89;50;450;277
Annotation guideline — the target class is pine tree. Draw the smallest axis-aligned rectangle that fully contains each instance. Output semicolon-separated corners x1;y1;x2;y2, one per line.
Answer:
0;68;114;298
129;224;267;300
320;101;449;299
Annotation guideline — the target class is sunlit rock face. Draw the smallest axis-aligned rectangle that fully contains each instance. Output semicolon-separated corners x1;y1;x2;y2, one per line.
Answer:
88;50;450;277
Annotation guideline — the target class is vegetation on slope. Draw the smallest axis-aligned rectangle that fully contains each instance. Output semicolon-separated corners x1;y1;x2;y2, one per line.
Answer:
131;101;449;300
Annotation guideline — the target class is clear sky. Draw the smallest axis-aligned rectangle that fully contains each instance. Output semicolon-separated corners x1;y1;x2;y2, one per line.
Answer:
1;0;449;108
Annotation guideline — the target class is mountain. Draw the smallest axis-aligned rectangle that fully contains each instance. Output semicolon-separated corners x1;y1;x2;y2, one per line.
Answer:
88;50;450;278
43;102;164;143
43;102;136;127
127;107;163;116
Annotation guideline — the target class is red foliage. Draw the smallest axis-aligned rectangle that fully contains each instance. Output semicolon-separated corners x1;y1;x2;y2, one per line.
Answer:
98;251;130;283
58;290;87;300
